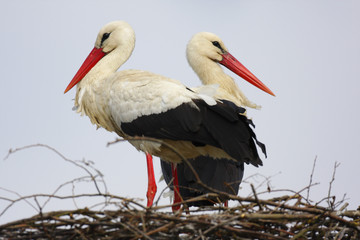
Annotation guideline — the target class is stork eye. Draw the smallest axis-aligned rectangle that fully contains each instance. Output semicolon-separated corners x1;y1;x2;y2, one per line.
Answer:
101;32;111;45
212;41;222;49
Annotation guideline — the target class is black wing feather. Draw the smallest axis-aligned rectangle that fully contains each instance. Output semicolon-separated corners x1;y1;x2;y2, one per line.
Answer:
121;98;265;167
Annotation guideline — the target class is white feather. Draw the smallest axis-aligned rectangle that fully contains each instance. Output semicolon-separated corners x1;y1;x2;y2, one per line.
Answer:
107;70;201;124
191;84;219;106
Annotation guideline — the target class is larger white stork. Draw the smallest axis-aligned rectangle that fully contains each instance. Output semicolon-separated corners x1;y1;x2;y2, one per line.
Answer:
64;21;273;210
161;32;274;207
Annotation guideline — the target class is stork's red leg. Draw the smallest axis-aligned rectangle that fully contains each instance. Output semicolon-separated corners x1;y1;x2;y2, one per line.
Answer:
145;152;157;207
171;163;181;212
224;200;228;207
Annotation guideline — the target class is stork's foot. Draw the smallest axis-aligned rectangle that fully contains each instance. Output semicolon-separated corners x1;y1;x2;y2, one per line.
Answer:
146;153;157;207
171;163;182;212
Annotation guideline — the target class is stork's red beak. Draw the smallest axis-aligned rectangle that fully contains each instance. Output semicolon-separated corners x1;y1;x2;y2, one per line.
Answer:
64;47;106;93
220;52;275;96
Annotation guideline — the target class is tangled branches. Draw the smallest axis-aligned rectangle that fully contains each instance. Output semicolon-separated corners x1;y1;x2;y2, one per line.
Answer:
0;193;359;239
0;143;359;239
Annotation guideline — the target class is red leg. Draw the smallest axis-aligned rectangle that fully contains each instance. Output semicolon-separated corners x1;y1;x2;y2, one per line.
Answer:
171;163;181;212
224;200;228;208
145;152;157;207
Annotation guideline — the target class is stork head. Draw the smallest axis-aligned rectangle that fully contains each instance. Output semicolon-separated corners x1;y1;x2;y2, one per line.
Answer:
94;21;135;54
187;32;228;63
64;21;135;93
186;32;275;96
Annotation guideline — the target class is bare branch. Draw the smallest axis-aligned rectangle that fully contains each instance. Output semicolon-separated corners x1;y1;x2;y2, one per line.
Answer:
306;155;317;201
328;161;341;209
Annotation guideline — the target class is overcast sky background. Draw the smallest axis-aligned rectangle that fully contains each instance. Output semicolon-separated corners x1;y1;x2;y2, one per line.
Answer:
1;1;359;224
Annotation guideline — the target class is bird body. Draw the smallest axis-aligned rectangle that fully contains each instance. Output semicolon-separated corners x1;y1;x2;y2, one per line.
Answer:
161;32;273;206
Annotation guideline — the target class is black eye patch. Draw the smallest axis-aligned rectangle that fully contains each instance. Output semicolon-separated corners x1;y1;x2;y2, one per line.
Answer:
212;41;222;50
101;32;111;46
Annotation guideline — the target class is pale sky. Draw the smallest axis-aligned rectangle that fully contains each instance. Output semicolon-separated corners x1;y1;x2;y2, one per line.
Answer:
1;0;360;224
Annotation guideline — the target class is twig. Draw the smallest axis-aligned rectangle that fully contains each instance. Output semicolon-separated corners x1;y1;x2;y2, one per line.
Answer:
250;183;263;211
328;161;340;209
0;186;38;213
306;155;317;202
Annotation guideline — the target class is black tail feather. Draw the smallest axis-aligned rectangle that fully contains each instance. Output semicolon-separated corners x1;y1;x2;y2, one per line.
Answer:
161;156;244;207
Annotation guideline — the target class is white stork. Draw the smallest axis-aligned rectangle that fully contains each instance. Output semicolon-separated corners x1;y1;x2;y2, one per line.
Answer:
161;32;274;207
64;21;273;210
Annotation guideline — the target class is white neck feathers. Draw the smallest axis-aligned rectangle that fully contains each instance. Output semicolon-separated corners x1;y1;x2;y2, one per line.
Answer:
74;39;135;132
187;52;260;109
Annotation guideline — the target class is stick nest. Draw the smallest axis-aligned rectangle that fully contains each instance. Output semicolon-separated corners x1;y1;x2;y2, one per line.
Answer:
1;144;359;239
1;193;359;240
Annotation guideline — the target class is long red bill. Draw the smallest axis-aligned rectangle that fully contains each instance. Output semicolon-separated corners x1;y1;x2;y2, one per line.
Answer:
64;47;106;93
220;52;275;96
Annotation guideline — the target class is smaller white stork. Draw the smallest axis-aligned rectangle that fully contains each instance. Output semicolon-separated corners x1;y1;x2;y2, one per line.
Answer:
64;21;273;210
161;32;274;207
